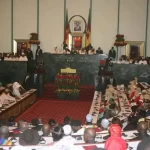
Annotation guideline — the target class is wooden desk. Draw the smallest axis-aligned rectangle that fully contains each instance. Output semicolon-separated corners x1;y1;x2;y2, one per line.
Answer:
0;89;37;120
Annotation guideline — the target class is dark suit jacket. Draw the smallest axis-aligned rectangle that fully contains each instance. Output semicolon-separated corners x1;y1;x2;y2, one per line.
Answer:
23;74;32;91
27;50;33;60
35;49;42;61
108;50;116;59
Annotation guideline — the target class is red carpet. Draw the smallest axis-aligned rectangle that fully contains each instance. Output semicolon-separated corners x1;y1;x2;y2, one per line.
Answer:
16;100;91;124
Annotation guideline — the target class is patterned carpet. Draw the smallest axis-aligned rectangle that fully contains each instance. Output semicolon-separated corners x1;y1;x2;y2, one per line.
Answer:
16;100;92;124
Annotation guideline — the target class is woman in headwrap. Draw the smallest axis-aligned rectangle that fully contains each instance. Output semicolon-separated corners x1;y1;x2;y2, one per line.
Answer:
105;124;126;150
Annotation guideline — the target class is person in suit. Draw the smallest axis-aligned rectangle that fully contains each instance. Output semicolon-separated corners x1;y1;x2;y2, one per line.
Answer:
74;21;81;31
32;70;40;96
108;47;116;59
26;48;33;61
96;47;103;54
35;46;43;64
23;72;32;91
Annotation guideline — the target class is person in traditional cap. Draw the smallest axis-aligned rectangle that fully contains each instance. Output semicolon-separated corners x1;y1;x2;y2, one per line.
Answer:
19;129;40;145
105;124;126;150
52;125;76;150
86;114;93;125
62;125;76;144
0;126;12;145
84;128;96;143
71;120;85;135
100;119;110;131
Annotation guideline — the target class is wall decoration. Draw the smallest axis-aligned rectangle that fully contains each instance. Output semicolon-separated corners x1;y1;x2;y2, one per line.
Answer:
73;21;82;32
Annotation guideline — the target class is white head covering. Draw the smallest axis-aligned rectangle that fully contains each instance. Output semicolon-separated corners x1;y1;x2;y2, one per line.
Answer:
86;114;93;123
101;119;109;129
63;125;72;135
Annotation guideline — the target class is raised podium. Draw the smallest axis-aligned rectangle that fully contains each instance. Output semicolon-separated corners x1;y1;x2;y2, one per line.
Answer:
55;67;80;100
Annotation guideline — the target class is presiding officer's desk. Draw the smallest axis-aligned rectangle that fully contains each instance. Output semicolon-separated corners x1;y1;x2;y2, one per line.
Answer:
0;89;37;120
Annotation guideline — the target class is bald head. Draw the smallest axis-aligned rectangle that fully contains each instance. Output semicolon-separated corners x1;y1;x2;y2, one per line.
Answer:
0;126;9;139
84;128;96;143
137;121;148;133
42;123;50;136
19;122;28;132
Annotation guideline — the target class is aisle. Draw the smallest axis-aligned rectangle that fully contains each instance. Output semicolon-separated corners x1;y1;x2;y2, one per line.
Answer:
16;100;91;124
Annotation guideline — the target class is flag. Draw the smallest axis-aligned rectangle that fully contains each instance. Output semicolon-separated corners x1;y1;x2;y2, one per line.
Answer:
64;9;69;45
86;8;91;47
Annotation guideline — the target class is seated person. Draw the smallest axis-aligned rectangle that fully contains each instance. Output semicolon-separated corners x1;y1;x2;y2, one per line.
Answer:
48;119;58;131
100;119;110;131
89;49;95;54
51;125;76;149
42;123;51;136
111;117;122;128
31;118;42;131
63;116;71;126
71;120;85;135
85;114;93;125
96;47;103;54
137;137;150;150
13;121;28;137
84;128;96;143
105;124;126;150
146;105;150;117
0;88;16;105
0;126;12;145
8;116;16;126
124;109;146;131
139;57;147;65
133;121;149;140
19;129;40;145
13;82;25;98
62;125;76;144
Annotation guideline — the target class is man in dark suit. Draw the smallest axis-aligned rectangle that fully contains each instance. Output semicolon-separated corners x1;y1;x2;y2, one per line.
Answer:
74;22;81;31
96;47;103;54
35;46;43;64
108;47;116;59
26;48;33;61
23;73;32;91
31;70;40;96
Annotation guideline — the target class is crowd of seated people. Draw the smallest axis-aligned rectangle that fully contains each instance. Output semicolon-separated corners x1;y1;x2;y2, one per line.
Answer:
0;77;150;149
54;43;106;55
0;82;26;106
116;55;150;64
0;48;35;62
